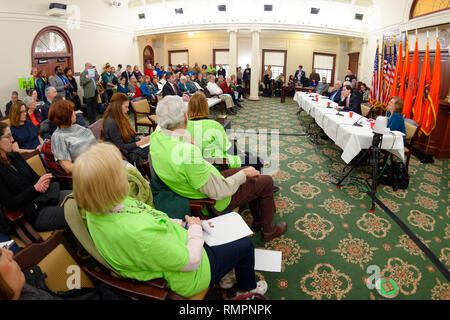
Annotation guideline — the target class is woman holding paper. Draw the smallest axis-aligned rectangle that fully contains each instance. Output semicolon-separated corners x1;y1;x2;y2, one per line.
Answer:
101;93;149;175
73;142;268;298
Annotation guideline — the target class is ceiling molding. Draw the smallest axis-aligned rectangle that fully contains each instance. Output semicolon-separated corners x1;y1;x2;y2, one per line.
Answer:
0;11;134;35
135;23;366;39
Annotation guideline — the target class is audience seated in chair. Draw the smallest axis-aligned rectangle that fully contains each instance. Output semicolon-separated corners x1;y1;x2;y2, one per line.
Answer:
337;84;362;115
9;101;43;155
102;93;150;175
49;100;96;174
72;142;268;298
186;92;263;172
206;75;236;115
150;96;287;241
0;122;69;232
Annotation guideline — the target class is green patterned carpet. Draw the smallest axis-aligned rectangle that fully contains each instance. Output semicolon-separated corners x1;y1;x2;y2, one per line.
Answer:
211;96;450;300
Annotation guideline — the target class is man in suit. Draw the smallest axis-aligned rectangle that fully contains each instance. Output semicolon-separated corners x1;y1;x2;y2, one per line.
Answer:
5;91;19;116
162;71;189;101
294;65;305;86
337;84;362;115
121;65;134;85
41;86;57;120
80;62;98;124
315;77;329;96
49;66;69;98
328;81;343;103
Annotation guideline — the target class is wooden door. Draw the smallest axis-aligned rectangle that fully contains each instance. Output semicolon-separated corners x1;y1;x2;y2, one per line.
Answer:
348;52;360;78
143;45;154;70
34;58;69;77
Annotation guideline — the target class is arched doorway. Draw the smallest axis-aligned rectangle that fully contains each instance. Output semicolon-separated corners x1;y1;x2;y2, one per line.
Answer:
31;26;73;77
143;45;154;70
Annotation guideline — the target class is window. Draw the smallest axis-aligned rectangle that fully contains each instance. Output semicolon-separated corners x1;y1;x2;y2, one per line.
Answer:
410;0;450;19
262;50;287;81
34;31;68;53
168;50;189;66
213;49;229;77
312;52;336;84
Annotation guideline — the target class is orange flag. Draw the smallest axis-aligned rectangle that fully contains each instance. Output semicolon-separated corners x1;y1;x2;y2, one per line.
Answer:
403;36;419;119
413;38;430;124
398;35;410;100
391;40;402;98
421;37;441;135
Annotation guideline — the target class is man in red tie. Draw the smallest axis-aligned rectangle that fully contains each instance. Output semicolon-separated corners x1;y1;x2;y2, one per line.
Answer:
336;84;362;115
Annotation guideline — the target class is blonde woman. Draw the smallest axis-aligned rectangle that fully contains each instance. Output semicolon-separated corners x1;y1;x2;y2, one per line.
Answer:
73;142;267;298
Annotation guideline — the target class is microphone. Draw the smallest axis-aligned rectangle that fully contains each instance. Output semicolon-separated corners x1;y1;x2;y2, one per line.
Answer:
352;115;364;126
336;110;344;116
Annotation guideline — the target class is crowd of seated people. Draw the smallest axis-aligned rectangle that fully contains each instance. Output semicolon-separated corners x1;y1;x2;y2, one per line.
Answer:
0;59;297;300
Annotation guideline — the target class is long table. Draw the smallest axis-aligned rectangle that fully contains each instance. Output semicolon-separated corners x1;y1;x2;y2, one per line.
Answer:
294;91;405;164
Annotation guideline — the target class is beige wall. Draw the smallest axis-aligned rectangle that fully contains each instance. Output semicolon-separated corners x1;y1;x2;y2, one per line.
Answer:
0;0;139;114
138;31;363;84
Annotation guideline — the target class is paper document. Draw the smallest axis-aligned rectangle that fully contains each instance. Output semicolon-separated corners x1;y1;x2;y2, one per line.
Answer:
139;142;150;149
202;212;253;246
254;249;282;272
0;240;15;250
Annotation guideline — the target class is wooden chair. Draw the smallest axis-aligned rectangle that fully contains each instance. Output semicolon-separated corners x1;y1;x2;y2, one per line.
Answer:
1;151;65;247
63;196;208;300
141;160;218;220
130;99;158;133
361;104;373;118
88;118;104;140
24;147;72;188
13;230;95;293
404;119;420;172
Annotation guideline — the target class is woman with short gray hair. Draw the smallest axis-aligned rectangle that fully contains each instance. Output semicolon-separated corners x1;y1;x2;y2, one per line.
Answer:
150;96;287;243
23;96;43;127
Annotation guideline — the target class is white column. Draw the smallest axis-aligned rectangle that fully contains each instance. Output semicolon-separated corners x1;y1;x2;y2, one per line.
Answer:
228;29;238;78
359;38;369;84
249;29;261;101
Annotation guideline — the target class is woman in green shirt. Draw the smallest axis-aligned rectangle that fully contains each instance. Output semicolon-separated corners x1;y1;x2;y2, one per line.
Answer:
186;91;263;172
72;142;267;298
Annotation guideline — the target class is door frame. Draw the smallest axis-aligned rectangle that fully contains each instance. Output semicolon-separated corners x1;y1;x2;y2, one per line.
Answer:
31;26;74;76
143;45;155;70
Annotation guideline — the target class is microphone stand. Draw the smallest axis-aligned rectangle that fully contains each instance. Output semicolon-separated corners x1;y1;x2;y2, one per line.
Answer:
336;132;383;213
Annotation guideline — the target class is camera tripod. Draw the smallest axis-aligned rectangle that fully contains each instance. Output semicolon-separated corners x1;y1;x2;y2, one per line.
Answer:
336;133;383;212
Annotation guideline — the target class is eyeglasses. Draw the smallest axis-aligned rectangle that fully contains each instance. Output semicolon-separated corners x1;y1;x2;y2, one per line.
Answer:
0;133;13;139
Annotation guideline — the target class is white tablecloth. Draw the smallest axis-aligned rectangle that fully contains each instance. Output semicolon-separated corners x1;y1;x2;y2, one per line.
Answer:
183;97;222;109
294;92;405;163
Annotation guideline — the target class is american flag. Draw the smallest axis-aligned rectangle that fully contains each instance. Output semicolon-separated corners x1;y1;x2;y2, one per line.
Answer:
370;44;379;104
383;44;395;105
378;44;387;104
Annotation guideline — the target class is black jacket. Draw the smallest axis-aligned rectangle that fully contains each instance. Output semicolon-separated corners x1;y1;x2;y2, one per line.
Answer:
0;152;40;224
162;82;182;97
338;92;362;115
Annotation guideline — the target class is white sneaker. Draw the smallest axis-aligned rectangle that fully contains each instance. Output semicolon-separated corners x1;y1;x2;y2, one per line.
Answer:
236;280;268;296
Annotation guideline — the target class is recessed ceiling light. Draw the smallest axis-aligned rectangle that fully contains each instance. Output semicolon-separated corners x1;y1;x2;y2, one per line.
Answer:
218;5;226;12
264;5;273;11
138;13;145;19
311;8;320;14
355;13;364;20
188;32;194;38
175;8;183;14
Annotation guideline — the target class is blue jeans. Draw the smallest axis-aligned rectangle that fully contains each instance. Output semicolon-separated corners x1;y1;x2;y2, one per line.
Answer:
204;237;256;292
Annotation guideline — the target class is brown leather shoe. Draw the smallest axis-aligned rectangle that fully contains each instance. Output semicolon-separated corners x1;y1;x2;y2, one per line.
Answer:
261;222;288;242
